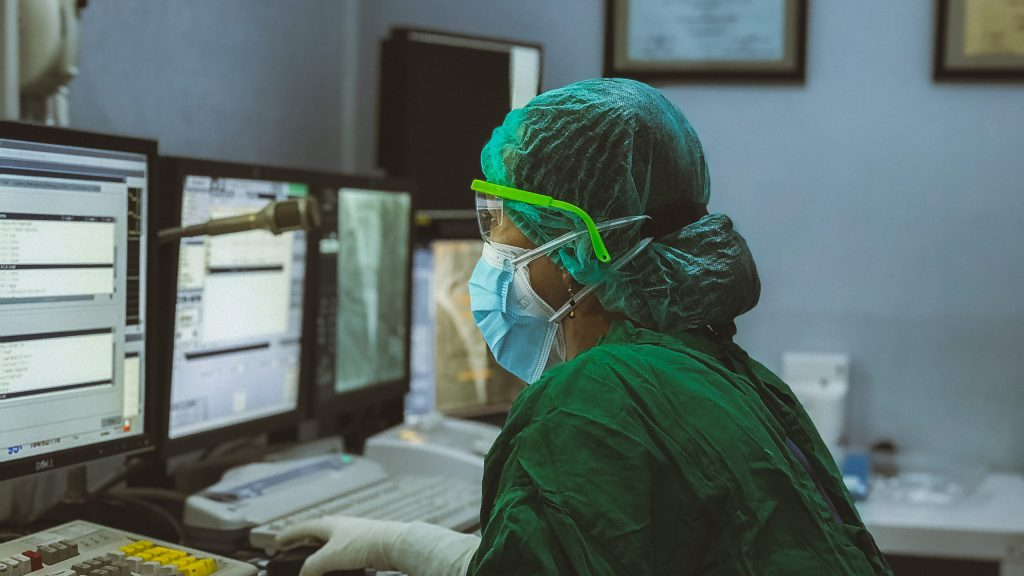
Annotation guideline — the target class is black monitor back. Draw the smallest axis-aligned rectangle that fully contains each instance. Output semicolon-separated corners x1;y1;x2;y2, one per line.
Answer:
378;28;542;217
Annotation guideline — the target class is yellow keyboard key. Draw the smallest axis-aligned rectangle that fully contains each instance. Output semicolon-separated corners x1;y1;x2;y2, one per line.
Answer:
121;542;147;555
184;558;217;576
165;550;188;560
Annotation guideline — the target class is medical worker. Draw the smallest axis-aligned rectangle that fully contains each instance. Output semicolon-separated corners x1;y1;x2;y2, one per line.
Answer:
279;79;893;575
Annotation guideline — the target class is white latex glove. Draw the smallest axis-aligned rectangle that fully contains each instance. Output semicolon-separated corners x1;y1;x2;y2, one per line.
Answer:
276;515;481;576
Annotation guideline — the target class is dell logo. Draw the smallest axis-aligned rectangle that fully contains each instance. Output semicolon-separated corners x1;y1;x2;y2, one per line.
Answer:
35;459;55;471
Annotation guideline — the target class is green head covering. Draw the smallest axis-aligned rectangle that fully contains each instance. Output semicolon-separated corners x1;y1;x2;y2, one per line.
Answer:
480;78;760;333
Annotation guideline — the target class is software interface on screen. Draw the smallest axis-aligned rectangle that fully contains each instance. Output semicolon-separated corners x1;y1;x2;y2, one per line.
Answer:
332;188;410;394
168;175;307;440
0;138;148;463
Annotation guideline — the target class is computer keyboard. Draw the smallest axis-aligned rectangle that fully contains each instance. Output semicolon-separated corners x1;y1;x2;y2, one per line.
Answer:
0;521;254;576
249;474;480;552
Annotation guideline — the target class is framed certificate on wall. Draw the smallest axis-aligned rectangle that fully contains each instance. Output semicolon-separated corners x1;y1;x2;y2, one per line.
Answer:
935;0;1024;80
604;0;808;82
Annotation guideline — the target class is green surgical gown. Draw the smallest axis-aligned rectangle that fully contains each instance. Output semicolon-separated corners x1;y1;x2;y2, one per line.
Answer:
468;321;892;575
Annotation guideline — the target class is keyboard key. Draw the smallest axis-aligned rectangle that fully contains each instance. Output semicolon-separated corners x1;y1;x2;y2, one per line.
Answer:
111;562;130;576
12;555;31;576
60;543;78;560
22;551;42;572
37;547;57;566
51;544;69;562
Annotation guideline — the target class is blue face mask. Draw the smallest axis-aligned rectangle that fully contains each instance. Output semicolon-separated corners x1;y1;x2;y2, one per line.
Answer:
468;217;652;384
468;242;565;384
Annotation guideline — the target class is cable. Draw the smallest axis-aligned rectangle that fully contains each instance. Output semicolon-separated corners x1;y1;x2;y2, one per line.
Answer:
198;435;262;462
99;494;187;545
197;443;220;462
108;488;188;505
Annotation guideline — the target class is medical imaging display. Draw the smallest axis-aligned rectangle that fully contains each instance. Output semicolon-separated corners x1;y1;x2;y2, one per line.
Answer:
335;189;411;393
430;240;524;414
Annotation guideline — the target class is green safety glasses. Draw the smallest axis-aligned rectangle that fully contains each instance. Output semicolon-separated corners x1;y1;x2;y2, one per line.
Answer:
471;179;611;263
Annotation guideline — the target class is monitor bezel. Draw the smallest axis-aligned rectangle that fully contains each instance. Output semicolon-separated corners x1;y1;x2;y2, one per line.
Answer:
307;173;415;423
0;120;159;481
155;156;318;457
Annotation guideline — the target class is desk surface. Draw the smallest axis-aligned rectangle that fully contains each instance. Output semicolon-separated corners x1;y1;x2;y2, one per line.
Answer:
859;473;1024;533
857;473;1024;570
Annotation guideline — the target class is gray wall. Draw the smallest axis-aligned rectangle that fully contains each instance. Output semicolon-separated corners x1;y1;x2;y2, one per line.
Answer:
69;0;347;172
1;0;356;523
359;1;1024;470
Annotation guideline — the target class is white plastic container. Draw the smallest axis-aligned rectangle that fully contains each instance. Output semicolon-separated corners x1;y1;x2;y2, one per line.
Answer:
783;352;849;462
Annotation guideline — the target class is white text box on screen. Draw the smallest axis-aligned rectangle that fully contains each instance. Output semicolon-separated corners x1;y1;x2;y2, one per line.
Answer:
0;268;114;299
205;229;294;270
178;243;207;291
0;331;114;397
122;355;140;419
202;271;290;342
0;218;115;265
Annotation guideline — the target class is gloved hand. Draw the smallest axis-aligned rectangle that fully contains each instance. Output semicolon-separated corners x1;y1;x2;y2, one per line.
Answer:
276;515;481;576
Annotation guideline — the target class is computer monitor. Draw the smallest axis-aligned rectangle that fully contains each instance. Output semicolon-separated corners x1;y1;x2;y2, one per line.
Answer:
378;28;542;216
309;176;413;419
157;157;315;455
405;240;524;419
0;121;157;480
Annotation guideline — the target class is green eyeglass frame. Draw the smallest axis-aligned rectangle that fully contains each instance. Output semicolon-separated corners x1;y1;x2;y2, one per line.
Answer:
471;179;611;263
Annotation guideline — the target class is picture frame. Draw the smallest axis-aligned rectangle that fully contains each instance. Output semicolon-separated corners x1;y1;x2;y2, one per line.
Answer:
604;0;808;82
934;0;1024;81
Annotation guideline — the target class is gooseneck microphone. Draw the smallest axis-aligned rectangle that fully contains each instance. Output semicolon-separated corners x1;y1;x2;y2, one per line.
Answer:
158;197;321;244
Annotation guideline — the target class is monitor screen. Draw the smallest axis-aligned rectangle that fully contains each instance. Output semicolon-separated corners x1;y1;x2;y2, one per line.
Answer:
0;130;151;476
167;174;308;440
312;184;411;413
405;240;524;418
336;188;410;392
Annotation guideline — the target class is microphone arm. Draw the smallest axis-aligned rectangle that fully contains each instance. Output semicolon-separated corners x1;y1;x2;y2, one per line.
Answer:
158;197;320;245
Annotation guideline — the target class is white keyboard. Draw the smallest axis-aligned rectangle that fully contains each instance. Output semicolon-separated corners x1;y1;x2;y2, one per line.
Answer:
249;474;480;552
0;521;254;576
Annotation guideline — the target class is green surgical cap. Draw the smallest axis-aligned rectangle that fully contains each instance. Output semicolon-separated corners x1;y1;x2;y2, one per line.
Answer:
480;78;760;333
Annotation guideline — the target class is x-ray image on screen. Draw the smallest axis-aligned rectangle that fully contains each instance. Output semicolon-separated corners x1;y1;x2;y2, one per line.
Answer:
430;240;524;414
335;188;410;393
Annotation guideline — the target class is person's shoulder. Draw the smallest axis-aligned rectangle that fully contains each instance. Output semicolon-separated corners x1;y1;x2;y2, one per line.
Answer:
532;336;719;407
